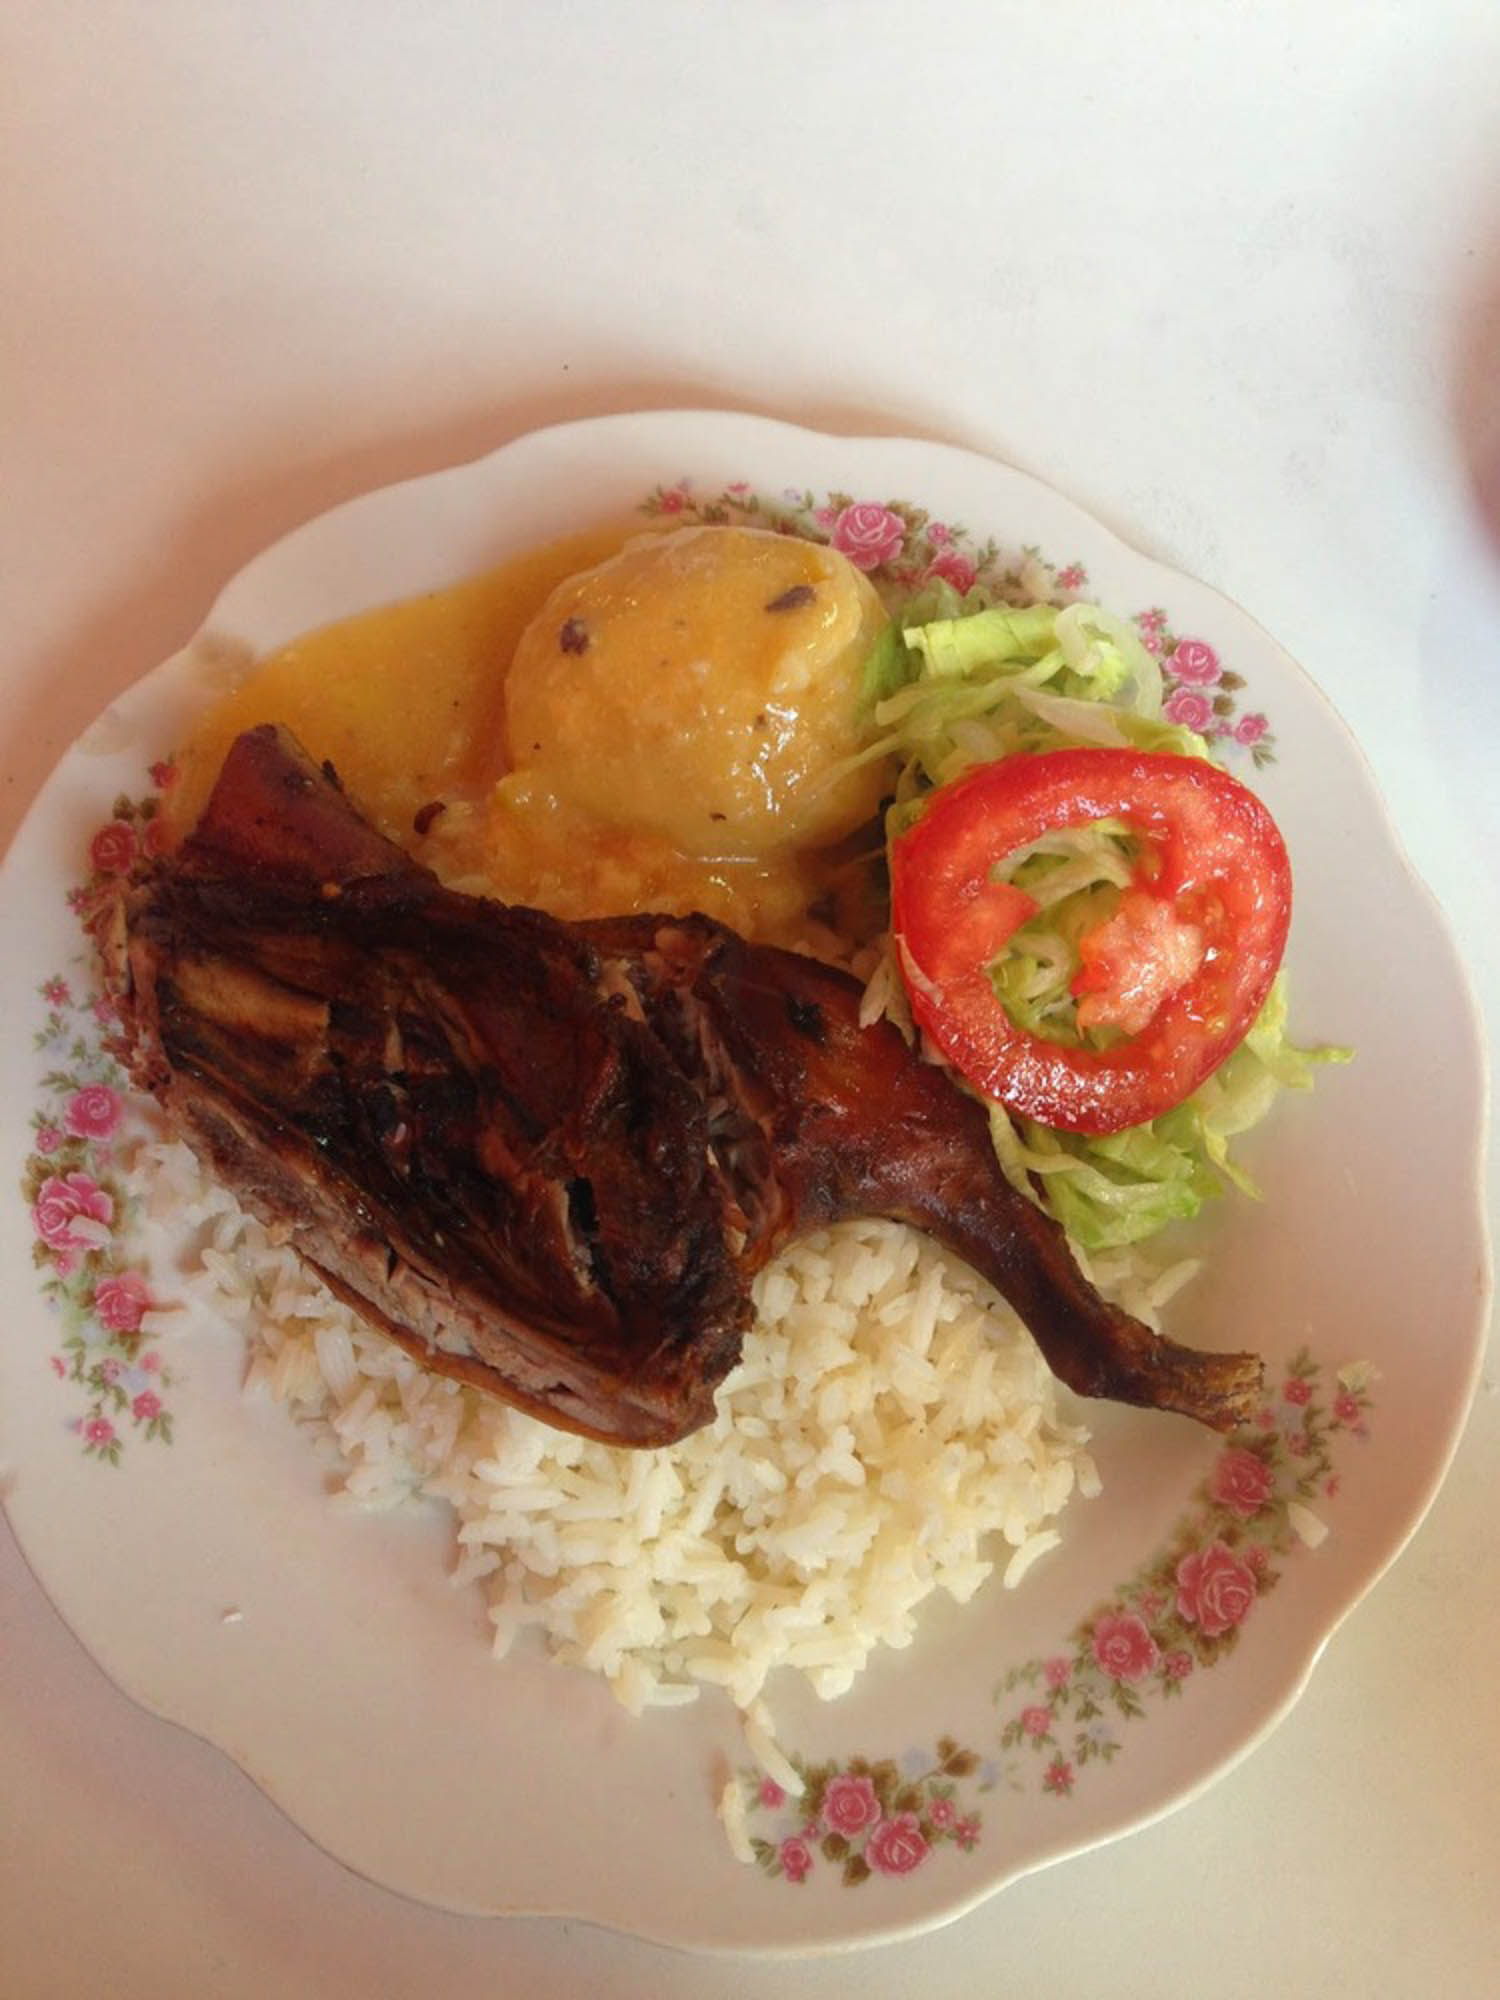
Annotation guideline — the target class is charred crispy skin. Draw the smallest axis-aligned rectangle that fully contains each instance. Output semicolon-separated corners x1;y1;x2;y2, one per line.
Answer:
114;729;748;1446
578;916;1264;1432
112;726;1262;1446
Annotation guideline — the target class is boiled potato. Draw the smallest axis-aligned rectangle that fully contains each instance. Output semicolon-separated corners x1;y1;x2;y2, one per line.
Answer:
503;526;891;858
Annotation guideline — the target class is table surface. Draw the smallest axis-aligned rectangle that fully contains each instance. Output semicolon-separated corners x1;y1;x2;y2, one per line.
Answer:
4;6;1498;1995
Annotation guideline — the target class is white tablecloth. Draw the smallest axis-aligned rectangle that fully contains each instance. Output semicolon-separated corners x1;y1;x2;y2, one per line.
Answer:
4;6;1497;1994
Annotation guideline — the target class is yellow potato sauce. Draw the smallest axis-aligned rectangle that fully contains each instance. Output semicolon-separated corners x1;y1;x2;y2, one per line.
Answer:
167;522;893;948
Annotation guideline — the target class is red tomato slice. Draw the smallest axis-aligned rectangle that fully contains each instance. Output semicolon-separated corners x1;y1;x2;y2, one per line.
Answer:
889;747;1292;1135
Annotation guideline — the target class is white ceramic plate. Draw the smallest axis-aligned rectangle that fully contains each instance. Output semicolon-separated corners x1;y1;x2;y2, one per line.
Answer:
0;412;1488;1953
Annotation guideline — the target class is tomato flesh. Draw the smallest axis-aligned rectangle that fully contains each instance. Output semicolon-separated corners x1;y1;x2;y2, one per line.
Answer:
889;748;1292;1136
1072;889;1206;1036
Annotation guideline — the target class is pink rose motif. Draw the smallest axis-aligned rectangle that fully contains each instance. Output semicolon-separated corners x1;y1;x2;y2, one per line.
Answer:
64;1084;122;1141
1163;686;1215;731
84;1417;115;1447
1284;1375;1312;1405
142;816;171;858
98;1358;121;1385
954;1815;980;1850
758;1778;785;1809
93;1271;151;1336
1210;1446;1275;1520
1325;1474;1342;1499
132;1390;162;1423
657;488;685;514
779;1835;813;1884
33;1172;114;1254
1333;1391;1360;1426
49;1355;66;1378
821;1772;881;1839
927;520;952;545
91;994;120;1026
1138;606;1167;633
1233;711;1269;746
1055;563;1087;592
1043;1655;1071;1689
149;759;178;790
1289;1429;1312;1457
866;1812;930;1876
829;502;906;572
1042;1758;1074;1797
1175;1541;1257;1638
1168;637;1222;686
1245;1543;1270;1575
1164;1649;1194;1680
1091;1610;1160;1681
35;1125;62;1155
1021;1704;1052;1737
42;976;72;1006
812;504;838;527
925;551;977;594
140;1351;162;1373
90;821;139;875
928;1796;957;1830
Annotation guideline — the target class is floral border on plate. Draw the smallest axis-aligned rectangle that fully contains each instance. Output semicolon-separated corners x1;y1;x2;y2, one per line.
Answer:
18;478;1337;1901
22;781;177;1463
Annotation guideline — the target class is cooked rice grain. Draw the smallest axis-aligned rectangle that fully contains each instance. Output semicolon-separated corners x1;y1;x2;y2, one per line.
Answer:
145;1138;1098;1718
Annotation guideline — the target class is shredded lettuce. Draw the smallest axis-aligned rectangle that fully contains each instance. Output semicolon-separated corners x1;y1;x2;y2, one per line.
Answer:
983;972;1351;1250
868;587;1350;1252
859;597;1213;837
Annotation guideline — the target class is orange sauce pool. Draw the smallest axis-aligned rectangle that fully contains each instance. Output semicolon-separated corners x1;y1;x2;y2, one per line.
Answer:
165;521;629;846
165;522;889;951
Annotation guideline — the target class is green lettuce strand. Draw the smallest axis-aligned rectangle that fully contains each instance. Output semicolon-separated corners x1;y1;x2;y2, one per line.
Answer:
859;576;977;707
903;603;1060;679
894;577;972;629
1053;602;1164;715
1244;971;1353;1085
861;620;917;705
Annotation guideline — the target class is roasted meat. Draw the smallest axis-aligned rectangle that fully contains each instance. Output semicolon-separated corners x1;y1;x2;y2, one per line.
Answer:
106;725;1263;1447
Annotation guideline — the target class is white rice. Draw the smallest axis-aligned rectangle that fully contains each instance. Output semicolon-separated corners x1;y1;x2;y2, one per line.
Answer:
142;1135;1100;1720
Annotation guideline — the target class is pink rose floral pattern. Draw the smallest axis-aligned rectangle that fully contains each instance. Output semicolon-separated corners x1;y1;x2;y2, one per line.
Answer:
1133;607;1275;766
23;777;177;1463
744;1740;989;1887
829;501;909;572
640;480;1275;763
997;1350;1372;1795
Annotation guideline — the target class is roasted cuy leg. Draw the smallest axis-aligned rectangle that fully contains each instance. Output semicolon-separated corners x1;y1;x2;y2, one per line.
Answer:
106;725;1262;1445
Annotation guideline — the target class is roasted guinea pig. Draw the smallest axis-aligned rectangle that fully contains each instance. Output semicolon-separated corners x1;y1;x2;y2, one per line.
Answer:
101;725;1263;1447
